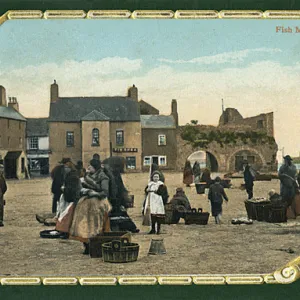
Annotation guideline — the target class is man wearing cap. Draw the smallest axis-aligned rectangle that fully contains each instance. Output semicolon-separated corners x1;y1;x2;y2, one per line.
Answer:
50;158;74;214
0;164;7;227
278;155;298;212
243;161;255;200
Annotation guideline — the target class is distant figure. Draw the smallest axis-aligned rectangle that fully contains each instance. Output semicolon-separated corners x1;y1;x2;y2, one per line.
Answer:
278;155;298;213
51;158;75;214
183;160;193;187
170;188;191;210
208;176;229;224
75;160;86;178
243;161;255;200
192;161;201;178
0;164;7;227
201;168;212;185
93;153;100;161
144;171;168;234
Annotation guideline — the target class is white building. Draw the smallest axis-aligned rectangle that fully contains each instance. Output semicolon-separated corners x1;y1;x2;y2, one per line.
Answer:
26;118;50;176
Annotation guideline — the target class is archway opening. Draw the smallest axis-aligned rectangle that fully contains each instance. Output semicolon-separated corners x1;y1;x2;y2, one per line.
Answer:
232;149;263;172
187;150;219;172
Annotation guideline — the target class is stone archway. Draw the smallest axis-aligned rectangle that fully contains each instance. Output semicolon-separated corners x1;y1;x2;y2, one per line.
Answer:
187;149;220;172
227;146;266;171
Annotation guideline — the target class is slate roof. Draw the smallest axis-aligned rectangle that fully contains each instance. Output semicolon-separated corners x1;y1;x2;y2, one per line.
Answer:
81;110;110;121
0;106;27;121
26;118;49;137
49;97;140;122
141;115;176;129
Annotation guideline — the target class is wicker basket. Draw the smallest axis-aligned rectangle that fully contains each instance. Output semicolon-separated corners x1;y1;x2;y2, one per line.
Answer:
102;239;139;263
244;200;257;220
184;208;209;225
254;201;271;221
89;231;131;258
268;206;287;223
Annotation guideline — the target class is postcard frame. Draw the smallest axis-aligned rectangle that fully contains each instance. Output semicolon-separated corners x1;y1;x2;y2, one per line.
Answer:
1;9;300;286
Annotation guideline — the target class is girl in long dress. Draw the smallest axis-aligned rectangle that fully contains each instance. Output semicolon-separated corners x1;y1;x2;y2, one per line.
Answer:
183;160;193;187
69;159;112;254
144;171;168;234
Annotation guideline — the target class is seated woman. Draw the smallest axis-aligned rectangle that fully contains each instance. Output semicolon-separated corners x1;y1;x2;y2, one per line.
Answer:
69;159;112;254
169;188;191;220
143;171;168;234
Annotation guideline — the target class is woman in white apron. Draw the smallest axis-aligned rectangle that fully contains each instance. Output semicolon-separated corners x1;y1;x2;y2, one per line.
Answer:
144;171;168;234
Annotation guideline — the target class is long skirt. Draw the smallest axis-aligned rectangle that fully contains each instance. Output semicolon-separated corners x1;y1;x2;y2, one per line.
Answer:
69;196;112;243
55;194;75;233
183;171;194;185
211;201;222;217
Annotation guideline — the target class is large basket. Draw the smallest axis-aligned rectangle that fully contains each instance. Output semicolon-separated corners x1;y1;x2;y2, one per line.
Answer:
195;184;207;194
268;206;287;223
102;239;139;263
184;208;209;225
244;200;257;220
89;231;131;258
254;201;271;221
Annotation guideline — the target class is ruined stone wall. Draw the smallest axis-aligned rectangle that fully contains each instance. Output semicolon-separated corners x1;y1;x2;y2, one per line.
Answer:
176;127;278;172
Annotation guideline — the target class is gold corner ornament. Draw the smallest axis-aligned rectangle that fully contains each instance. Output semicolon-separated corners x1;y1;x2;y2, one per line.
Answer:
1;10;300;23
0;7;300;286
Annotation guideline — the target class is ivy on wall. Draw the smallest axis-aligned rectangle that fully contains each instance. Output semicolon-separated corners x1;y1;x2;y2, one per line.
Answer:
180;123;275;149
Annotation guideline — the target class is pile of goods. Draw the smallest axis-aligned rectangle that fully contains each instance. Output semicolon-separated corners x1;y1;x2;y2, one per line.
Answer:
164;203;188;224
245;197;287;223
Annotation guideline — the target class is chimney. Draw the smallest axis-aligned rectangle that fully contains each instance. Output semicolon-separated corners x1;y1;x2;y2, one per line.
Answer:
0;85;7;107
50;79;59;103
8;96;19;112
171;99;178;127
128;84;138;101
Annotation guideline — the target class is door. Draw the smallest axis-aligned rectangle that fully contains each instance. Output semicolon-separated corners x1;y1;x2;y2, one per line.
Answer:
126;156;136;170
235;156;244;172
152;156;159;165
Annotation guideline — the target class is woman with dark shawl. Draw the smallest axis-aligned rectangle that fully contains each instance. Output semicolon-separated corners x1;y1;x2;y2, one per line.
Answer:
143;171;169;234
208;177;229;224
201;168;212;185
183;160;194;187
69;159;112;254
102;156;139;233
169;188;191;221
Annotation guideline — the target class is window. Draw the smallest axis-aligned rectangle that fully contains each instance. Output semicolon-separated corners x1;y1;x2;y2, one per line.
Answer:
29;137;38;150
143;156;151;166
126;156;136;169
158;134;166;146
19;137;22;148
66;131;74;147
92;128;99;146
116;130;124;145
257;120;264;129
159;156;167;166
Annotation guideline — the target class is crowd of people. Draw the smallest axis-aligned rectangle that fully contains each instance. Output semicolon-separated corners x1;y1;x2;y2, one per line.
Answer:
1;153;300;253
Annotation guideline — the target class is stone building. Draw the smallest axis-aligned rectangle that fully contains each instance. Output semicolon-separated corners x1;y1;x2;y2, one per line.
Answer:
26;118;50;176
0;86;27;179
48;81;142;172
177;108;278;172
141;99;178;170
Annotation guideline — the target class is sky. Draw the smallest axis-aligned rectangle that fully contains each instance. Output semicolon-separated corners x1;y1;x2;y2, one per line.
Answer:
0;19;300;157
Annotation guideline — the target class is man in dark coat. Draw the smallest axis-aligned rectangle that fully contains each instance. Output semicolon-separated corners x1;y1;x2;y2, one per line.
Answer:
51;158;74;213
208;177;229;224
278;155;298;212
243;161;255;200
0;164;7;227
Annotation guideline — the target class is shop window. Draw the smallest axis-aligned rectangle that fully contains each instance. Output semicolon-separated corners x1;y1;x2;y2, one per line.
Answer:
92;128;99;146
29;137;38;150
116;130;124;145
126;156;136;169
66;131;74;147
158;134;166;146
